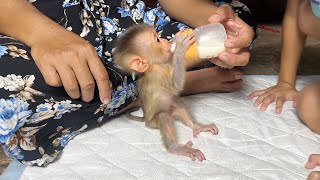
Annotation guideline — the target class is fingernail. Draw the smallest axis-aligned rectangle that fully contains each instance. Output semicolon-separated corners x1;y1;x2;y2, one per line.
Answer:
103;98;110;104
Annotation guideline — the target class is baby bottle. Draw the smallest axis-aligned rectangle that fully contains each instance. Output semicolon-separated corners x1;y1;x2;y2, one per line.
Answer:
171;23;227;61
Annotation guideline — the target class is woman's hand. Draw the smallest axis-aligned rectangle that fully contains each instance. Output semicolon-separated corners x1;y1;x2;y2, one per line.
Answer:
208;4;254;69
248;81;298;113
31;30;112;103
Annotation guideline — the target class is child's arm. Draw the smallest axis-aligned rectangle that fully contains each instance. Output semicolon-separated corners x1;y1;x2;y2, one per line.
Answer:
249;0;306;113
279;0;306;87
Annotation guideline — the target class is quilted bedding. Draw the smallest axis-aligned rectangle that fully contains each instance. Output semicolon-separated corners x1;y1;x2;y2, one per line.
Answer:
10;75;320;180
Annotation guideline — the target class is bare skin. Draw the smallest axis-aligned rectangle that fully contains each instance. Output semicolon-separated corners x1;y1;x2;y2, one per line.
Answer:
114;25;218;161
297;84;320;179
296;84;320;134
182;67;243;96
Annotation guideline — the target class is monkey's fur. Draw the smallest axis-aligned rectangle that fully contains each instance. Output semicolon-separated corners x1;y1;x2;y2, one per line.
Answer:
114;24;218;161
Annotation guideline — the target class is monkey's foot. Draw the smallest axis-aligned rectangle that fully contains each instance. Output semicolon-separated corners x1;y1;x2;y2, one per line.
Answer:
193;123;218;138
168;141;205;161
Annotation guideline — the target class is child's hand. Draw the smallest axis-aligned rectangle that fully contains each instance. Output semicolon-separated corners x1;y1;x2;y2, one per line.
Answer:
305;154;320;180
306;154;320;169
248;82;298;114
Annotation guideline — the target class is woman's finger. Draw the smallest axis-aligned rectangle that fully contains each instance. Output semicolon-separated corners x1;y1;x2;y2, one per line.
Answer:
73;62;95;102
57;65;80;99
87;48;112;104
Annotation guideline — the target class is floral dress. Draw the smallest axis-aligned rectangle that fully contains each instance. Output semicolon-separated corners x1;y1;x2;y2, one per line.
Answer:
0;0;257;166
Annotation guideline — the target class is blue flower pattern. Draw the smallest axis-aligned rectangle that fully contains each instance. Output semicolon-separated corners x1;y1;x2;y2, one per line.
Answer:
101;16;117;36
62;0;80;8
0;98;32;144
0;45;8;58
118;7;131;18
177;23;188;31
143;8;157;25
2;144;24;160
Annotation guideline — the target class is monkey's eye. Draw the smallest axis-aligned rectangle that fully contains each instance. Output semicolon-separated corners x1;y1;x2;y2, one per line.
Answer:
156;37;160;42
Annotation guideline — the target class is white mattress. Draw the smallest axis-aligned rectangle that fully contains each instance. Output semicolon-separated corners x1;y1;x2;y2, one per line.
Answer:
18;75;320;180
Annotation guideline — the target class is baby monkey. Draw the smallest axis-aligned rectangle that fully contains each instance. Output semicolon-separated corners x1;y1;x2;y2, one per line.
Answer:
114;24;218;161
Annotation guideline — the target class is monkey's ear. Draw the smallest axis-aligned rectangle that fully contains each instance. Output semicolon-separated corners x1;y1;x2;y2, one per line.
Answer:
129;56;149;73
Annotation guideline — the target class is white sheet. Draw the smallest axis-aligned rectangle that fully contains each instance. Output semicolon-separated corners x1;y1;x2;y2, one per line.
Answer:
20;75;320;180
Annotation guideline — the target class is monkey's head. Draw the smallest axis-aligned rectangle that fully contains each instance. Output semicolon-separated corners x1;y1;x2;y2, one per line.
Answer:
113;24;172;74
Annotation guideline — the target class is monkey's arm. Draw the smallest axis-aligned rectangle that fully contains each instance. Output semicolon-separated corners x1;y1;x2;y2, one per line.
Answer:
171;33;196;90
172;51;186;90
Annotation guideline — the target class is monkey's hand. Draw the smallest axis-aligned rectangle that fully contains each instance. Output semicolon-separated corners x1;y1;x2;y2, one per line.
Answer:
193;123;219;138
172;30;195;63
168;141;205;161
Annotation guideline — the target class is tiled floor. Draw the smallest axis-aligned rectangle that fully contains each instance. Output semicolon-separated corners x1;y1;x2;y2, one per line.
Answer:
0;25;319;175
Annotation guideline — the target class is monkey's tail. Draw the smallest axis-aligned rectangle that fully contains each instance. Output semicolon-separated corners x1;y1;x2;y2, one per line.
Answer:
125;106;145;122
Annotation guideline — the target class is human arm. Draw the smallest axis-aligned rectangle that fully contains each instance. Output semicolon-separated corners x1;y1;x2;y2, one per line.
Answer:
158;0;254;68
0;0;111;103
248;0;305;113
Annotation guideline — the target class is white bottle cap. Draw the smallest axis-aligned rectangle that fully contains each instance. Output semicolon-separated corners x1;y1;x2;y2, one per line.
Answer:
194;23;227;59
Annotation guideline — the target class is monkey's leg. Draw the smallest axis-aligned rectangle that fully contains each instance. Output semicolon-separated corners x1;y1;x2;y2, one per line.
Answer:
156;112;205;161
172;101;218;138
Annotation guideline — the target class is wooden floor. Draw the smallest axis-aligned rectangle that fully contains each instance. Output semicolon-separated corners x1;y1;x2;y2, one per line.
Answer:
242;25;320;75
0;148;12;175
0;25;319;175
